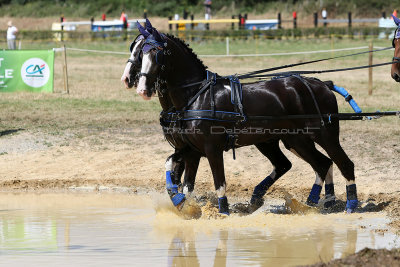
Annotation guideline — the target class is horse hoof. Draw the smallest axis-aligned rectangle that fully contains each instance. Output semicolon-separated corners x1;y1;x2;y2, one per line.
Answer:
249;198;264;213
306;199;318;207
171;193;186;207
323;195;336;209
346;199;358;213
346;208;356;214
324;199;336;209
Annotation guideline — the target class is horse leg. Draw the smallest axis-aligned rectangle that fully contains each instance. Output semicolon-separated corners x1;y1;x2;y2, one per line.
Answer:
283;137;333;207
181;151;201;197
250;141;292;209
165;151;186;207
316;135;357;213
205;148;229;215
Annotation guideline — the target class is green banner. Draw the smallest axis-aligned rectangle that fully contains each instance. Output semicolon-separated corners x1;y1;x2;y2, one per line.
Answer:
0;50;54;93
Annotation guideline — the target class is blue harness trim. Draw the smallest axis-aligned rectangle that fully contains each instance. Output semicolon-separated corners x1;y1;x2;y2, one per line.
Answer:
307;184;322;204
161;110;244;123
333;85;362;113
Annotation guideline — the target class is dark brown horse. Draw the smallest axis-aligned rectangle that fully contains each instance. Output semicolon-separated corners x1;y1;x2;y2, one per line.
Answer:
133;26;358;215
391;15;400;81
121;22;337;213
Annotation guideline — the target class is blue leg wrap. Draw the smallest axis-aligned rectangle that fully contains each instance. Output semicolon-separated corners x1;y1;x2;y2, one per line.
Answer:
218;196;229;215
171;193;186;206
346;184;358;213
250;176;274;205
166;171;178;194
333;85;362;113
307;184;322;205
324;183;336;208
166;170;185;207
325;183;335;196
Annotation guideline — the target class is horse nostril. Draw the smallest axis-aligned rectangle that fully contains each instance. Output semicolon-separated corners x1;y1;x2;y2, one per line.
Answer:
393;73;400;82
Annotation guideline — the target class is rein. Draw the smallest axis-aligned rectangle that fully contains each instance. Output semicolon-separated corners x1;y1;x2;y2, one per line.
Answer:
237;46;393;80
250;60;400;79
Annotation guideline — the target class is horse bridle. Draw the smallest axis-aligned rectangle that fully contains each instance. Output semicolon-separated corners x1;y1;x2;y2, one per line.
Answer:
392;28;400;62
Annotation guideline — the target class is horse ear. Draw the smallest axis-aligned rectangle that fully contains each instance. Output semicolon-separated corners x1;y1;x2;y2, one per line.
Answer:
136;21;150;37
152;28;164;42
145;19;153;33
392;14;400;26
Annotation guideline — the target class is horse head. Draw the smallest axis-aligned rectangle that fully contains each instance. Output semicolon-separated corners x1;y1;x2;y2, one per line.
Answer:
391;15;400;82
136;28;170;100
121;21;153;89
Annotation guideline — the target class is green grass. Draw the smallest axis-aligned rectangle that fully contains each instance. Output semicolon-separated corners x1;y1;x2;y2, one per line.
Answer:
1;36;398;141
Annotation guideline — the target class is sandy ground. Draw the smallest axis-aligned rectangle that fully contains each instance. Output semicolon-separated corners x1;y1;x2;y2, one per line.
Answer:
0;121;399;228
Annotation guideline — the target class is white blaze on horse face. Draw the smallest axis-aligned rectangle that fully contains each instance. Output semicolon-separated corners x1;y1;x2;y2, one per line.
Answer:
137;53;152;100
121;41;142;89
121;62;132;88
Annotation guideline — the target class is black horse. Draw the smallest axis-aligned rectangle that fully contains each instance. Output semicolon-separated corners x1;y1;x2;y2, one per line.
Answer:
132;25;358;215
121;22;335;213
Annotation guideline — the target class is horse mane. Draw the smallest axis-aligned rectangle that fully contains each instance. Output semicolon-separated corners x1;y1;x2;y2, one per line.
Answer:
165;33;208;70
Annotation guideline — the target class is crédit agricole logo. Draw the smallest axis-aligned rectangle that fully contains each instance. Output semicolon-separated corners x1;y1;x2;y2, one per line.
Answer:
21;58;50;88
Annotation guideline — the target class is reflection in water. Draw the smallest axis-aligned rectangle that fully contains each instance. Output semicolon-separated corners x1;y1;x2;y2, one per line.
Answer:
0;193;398;266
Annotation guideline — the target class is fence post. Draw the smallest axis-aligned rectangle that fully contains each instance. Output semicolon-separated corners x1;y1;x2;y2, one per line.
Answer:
191;14;194;30
348;12;352;28
314;12;318;28
231;15;235;30
226;37;229;56
60;15;64;42
382;11;386;18
168;16;172;31
62;44;69;94
238;14;242;30
368;41;373;95
143;9;147;19
278;13;281;29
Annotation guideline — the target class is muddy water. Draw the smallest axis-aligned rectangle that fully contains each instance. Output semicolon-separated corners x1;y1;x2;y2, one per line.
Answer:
0;193;398;267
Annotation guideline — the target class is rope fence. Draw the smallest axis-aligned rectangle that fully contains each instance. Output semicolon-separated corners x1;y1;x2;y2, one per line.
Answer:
60;45;392;58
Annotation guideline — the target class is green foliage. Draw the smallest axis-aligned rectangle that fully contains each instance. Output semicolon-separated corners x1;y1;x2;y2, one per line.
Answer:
1;0;400;17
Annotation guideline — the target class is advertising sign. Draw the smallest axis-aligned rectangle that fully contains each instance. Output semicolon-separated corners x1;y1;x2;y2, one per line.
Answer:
0;50;54;93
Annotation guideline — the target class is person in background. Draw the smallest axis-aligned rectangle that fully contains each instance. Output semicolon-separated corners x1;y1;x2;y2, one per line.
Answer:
7;21;18;50
102;13;106;21
392;9;398;19
204;0;212;20
322;8;327;26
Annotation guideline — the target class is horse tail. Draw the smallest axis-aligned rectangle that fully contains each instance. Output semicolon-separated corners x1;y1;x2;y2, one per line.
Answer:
323;81;362;113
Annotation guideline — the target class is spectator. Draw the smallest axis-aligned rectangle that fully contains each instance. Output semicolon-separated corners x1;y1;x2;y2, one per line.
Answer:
204;0;212;20
102;13;106;21
322;8;327;26
7;21;18;50
392;9;398;19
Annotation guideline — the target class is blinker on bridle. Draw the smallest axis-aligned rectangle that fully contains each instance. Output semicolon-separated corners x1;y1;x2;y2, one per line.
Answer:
393;28;400;62
139;37;168;78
